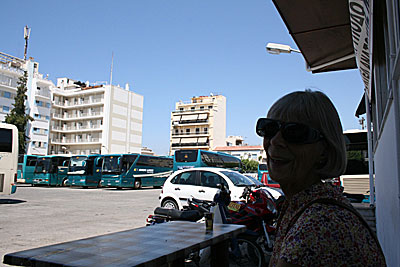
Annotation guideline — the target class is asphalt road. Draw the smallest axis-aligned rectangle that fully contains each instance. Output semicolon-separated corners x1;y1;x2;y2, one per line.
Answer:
0;184;161;265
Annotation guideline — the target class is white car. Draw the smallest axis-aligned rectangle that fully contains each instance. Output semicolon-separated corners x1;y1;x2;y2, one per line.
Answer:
159;167;282;210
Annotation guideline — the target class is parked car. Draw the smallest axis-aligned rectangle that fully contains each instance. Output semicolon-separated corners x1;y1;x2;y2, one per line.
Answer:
159;167;283;210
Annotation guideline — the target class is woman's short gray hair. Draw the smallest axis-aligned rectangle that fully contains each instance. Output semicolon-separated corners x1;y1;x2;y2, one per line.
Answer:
267;90;347;178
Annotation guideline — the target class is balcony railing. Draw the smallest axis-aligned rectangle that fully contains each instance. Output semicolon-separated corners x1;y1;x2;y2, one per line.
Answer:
52;112;104;120
172;132;209;136
35;90;51;98
0;63;24;75
52;98;104;107
172;108;211;113
51;138;101;144
171;142;209;147
51;125;102;131
173;119;208;125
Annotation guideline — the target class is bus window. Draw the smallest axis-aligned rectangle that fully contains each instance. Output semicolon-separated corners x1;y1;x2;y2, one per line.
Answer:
27;156;37;167
175;150;198;162
0;128;12;152
0;123;18;195
102;156;120;174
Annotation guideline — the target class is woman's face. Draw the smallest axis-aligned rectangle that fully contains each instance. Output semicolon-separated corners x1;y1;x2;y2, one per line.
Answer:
263;116;325;188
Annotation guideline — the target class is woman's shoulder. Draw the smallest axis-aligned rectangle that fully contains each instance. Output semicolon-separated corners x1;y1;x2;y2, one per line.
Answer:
281;201;385;266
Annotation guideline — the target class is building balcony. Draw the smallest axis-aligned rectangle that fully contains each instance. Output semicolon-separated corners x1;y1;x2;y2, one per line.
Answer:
172;109;211;114
51;138;102;145
51;112;104;121
172;132;210;137
0;63;24;76
52;99;104;108
51;125;102;133
35;90;51;99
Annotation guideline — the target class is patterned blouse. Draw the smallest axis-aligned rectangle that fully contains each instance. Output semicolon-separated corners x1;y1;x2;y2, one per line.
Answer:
269;182;386;267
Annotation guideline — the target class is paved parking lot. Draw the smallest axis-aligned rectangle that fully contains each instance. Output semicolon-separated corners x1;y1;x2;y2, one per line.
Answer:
0;184;161;264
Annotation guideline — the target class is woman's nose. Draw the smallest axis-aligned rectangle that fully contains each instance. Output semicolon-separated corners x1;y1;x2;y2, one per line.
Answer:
269;131;287;147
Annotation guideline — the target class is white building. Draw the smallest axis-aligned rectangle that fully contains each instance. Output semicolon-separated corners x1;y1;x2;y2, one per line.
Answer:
50;78;143;155
0;52;53;155
170;94;226;155
214;145;265;162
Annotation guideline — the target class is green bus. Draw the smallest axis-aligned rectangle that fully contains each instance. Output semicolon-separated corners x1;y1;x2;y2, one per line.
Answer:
68;155;103;188
101;154;173;189
33;155;70;186
17;155;39;184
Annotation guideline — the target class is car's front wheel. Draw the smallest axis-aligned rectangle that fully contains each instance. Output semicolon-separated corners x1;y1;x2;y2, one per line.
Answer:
162;199;179;209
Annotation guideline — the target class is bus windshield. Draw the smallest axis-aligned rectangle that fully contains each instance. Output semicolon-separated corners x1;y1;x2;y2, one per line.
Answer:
175;150;198;162
102;156;121;174
69;156;88;174
35;158;51;173
258;164;268;171
221;171;254;186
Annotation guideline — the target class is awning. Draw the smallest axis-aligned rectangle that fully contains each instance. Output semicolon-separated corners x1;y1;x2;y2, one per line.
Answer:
172;115;181;121
198;137;208;143
181;114;199;121
171;138;181;144
198;114;208;120
181;138;198;144
272;0;357;73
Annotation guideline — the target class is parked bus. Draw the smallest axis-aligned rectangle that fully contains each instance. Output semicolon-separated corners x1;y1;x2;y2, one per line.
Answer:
101;154;173;189
17;155;39;184
341;130;370;198
33;155;70;186
68;155;103;188
173;149;242;171
0;123;18;195
257;163;280;188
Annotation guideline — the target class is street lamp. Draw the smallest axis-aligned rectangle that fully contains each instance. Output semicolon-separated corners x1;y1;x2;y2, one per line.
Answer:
266;42;354;72
24;25;31;60
266;43;301;55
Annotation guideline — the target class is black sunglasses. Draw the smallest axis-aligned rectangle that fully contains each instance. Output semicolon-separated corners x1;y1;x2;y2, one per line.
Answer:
256;118;324;144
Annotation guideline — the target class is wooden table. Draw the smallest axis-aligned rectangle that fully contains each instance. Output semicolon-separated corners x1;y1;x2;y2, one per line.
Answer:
3;221;246;267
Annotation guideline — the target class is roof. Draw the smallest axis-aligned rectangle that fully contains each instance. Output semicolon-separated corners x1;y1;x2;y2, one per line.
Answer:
214;146;263;152
272;0;357;73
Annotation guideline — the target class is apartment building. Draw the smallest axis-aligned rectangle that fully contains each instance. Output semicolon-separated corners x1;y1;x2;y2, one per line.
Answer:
50;78;143;155
0;52;52;155
170;94;226;155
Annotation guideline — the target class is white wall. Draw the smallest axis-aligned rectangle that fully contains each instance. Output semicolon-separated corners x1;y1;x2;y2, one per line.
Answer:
375;102;400;265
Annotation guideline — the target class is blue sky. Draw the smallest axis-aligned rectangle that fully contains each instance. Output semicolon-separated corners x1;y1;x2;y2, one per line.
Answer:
2;0;365;155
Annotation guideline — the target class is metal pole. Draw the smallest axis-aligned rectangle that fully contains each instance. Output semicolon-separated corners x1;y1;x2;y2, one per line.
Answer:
365;91;375;206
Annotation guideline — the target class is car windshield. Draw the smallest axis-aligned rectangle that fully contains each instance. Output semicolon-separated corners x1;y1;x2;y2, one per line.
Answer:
35;158;51;173
221;171;255;186
246;175;263;187
102;156;121;174
69;156;88;173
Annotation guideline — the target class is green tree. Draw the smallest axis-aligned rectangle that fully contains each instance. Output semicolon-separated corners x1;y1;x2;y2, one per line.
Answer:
5;71;34;154
241;158;259;173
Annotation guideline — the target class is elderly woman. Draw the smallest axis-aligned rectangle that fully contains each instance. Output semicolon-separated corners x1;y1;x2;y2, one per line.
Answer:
256;90;385;266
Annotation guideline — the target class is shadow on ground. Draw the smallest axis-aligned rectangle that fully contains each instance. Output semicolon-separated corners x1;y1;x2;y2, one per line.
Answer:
0;199;26;204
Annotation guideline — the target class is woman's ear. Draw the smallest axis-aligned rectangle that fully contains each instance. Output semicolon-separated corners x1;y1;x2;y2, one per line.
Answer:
315;144;328;170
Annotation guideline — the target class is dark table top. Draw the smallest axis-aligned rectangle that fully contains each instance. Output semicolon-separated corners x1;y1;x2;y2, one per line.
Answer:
4;221;246;267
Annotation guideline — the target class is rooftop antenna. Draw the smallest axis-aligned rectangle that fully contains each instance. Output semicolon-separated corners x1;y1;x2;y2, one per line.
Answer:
24;25;31;60
109;52;114;86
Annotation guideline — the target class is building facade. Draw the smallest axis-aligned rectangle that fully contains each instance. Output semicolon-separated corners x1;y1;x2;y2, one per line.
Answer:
214;145;265;162
0;52;53;155
169;94;226;155
50;78;143;155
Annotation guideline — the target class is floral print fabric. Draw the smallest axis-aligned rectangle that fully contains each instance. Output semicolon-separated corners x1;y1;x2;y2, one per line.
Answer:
269;182;386;266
